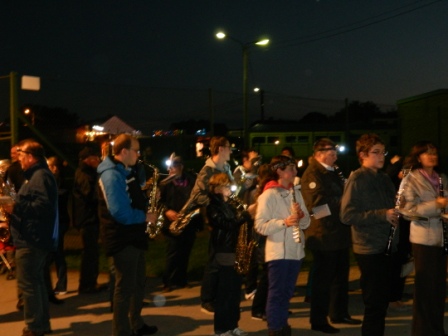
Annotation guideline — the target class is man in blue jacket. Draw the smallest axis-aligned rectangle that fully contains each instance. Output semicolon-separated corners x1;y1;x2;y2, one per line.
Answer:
98;134;158;336
9;139;58;336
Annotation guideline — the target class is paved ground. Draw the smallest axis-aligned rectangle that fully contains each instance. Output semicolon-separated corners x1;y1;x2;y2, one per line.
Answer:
2;263;445;336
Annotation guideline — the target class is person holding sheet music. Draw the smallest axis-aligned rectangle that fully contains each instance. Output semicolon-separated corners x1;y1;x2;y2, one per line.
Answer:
301;138;361;334
399;141;448;336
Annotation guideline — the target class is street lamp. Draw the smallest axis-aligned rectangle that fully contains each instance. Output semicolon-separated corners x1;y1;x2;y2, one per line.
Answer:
254;87;265;121
24;108;35;125
216;31;269;147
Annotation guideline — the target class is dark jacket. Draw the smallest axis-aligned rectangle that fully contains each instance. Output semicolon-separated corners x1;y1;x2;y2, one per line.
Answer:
301;158;351;251
207;193;249;255
97;156;148;256
10;160;58;251
72;161;99;229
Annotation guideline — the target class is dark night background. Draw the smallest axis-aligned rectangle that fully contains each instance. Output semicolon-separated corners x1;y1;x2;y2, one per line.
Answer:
1;0;447;134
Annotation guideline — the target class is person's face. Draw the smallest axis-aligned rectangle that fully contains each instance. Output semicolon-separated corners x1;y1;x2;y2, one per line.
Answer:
85;155;101;169
418;148;438;169
360;144;387;171
277;164;297;184
219;142;232;162
17;147;35;171
168;164;183;177
318;148;337;166
216;184;232;200
10;147;18;162
126;139;140;167
47;161;59;175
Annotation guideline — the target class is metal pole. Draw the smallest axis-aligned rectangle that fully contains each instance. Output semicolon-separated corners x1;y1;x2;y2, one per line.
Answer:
243;46;249;147
10;71;18;146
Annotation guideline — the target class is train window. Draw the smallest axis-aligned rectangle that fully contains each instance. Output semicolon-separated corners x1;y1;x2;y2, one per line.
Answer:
297;136;309;143
267;137;280;144
252;137;266;145
285;136;296;143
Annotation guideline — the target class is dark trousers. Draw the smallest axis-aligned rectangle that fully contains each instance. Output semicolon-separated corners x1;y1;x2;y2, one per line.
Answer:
244;245;260;294
163;229;196;288
412;243;446;336
251;262;268;315
214;264;242;334
79;224;99;290
309;248;350;326
266;259;302;331
44;227;68;293
355;253;391;336
112;246;146;336
200;240;219;304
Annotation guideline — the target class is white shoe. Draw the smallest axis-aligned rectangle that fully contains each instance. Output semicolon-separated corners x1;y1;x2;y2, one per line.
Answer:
231;327;248;336
244;289;256;300
214;331;233;336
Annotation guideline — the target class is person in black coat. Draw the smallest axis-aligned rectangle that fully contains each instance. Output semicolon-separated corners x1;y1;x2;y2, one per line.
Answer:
160;156;199;292
206;172;250;336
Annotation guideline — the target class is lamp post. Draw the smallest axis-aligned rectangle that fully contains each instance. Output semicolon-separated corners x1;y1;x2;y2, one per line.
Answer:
254;87;265;121
216;32;269;147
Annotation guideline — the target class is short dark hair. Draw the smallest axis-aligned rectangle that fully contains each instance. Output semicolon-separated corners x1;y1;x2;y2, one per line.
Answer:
313;138;336;154
209;136;229;156
356;133;384;164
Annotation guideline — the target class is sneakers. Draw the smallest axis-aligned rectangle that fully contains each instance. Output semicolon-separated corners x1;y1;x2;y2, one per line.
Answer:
244;289;256;300
214;328;248;336
54;290;67;295
201;302;215;315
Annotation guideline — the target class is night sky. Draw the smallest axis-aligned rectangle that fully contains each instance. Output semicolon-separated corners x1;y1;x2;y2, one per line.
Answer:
1;0;447;133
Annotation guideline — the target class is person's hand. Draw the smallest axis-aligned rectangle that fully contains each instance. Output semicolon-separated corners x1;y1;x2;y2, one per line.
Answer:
436;196;448;209
165;210;178;221
146;212;157;224
386;208;399;227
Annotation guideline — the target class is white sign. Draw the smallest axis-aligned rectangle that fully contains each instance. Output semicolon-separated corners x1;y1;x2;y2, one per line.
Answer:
21;75;40;91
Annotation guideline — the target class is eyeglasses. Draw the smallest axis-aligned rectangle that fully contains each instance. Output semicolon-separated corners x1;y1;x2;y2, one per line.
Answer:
369;150;388;156
130;148;140;155
16;148;31;155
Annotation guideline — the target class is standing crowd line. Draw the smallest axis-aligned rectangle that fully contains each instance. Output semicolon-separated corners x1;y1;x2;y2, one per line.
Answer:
0;133;446;336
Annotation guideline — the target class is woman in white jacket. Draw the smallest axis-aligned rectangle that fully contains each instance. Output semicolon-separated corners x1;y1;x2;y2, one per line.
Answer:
255;155;310;336
400;141;448;336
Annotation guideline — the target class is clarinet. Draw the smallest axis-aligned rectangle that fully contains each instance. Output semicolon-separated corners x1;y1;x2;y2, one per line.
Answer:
334;164;347;184
290;187;301;243
439;177;448;255
385;170;409;256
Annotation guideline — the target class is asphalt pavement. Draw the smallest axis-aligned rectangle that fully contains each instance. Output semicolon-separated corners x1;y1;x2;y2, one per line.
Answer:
2;263;444;336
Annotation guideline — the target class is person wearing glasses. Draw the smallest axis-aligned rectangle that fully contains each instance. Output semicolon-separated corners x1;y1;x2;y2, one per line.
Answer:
340;133;398;336
301;138;361;334
8;139;59;336
98;134;158;336
255;155;310;336
400;141;448;336
207;172;251;336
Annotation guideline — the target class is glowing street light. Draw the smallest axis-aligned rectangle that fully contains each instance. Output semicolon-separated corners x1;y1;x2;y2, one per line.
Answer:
215;31;270;146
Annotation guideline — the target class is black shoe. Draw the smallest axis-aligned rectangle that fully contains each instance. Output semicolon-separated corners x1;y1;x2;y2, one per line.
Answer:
133;324;158;335
330;317;362;325
48;295;64;305
251;312;267;321
200;302;214;315
16;298;24;311
78;286;101;294
311;324;340;334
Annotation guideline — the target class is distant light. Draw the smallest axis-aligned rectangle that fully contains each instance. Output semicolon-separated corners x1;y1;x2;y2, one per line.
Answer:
274;140;280;145
24;109;30;114
298;159;303;168
255;39;269;46
92;125;104;131
338;145;346;153
254;87;260;92
216;32;226;39
165;159;171;167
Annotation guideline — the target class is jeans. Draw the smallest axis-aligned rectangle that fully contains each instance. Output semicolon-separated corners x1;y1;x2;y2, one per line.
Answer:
112;245;146;336
266;259;302;331
16;247;50;333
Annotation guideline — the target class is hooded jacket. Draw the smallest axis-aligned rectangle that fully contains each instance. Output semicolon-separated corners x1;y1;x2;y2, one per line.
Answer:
97;156;147;256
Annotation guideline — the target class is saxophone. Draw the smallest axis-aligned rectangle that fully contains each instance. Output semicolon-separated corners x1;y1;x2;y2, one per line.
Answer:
230;193;258;275
145;165;166;239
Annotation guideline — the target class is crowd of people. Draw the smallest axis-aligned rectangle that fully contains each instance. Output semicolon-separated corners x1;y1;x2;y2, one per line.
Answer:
0;133;446;336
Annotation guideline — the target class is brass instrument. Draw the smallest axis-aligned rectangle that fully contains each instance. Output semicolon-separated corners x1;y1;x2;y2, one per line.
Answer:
144;164;166;239
168;192;201;236
291;187;301;243
230;193;258;275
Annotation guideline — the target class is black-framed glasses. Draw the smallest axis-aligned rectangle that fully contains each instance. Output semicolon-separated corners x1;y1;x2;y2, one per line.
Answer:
369;150;388;156
16;148;31;155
